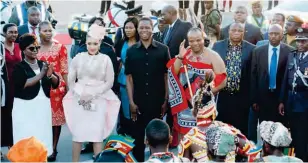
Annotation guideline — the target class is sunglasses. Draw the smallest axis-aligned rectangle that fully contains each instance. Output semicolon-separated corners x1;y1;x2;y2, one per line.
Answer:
27;46;41;52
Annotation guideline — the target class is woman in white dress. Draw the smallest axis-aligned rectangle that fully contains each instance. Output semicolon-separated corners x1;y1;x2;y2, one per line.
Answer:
63;24;120;162
12;33;59;156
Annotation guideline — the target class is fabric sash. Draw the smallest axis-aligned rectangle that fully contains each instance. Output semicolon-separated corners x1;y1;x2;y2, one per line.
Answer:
167;49;226;134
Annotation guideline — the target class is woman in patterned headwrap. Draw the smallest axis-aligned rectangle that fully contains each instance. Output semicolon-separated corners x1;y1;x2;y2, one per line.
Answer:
177;70;253;162
254;121;303;162
205;126;237;162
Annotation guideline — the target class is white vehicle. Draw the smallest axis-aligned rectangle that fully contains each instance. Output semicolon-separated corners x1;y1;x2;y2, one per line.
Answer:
264;0;308;23
1;0;13;32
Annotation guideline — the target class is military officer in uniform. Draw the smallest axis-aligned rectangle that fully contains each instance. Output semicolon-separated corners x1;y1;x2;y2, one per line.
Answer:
279;26;308;162
282;15;304;48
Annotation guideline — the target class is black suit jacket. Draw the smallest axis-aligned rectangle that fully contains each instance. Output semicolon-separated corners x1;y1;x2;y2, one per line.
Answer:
251;43;293;105
213;39;256;98
220;23;263;45
13;60;59;100
153;32;163;43
162;19;192;58
16;24;30;43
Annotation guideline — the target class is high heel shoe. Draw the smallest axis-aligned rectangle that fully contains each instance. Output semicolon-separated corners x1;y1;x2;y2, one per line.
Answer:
47;151;58;162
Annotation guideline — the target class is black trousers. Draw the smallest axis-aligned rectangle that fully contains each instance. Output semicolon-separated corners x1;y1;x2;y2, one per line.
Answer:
100;0;111;14
130;113;160;162
268;0;279;10
290;112;308;161
194;0;205;16
216;91;249;136
259;90;284;123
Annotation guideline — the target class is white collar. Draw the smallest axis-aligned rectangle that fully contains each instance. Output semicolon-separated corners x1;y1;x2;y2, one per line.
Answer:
28;22;37;28
269;44;280;51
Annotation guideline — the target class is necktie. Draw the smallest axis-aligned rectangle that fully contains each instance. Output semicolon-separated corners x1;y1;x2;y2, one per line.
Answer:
269;47;278;89
163;26;172;45
31;26;36;35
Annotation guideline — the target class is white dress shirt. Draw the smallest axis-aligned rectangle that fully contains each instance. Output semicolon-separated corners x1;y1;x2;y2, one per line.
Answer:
268;44;280;89
28;22;40;40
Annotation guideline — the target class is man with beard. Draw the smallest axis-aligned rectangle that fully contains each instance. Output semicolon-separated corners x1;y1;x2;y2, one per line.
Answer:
213;22;255;136
16;6;42;43
125;17;170;162
9;0;52;26
220;6;263;45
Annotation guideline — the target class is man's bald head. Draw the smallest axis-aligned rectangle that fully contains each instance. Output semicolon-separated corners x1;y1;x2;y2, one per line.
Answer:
229;22;245;31
162;5;177;16
161;5;177;24
268;24;283;34
229;22;245;43
268;24;283;46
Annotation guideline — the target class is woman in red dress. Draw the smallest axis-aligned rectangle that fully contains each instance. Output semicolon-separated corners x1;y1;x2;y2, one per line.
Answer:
37;21;68;162
1;23;22;158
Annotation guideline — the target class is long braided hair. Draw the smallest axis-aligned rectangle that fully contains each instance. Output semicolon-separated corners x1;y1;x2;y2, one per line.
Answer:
192;70;215;117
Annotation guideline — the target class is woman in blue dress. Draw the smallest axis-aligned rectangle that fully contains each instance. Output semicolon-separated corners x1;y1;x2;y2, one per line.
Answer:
114;17;139;135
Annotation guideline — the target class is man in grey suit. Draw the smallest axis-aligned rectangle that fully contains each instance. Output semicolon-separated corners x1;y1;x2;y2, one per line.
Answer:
220;6;263;45
213;23;255;136
251;24;293;126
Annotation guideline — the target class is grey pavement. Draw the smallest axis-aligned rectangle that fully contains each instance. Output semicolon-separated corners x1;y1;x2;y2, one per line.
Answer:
2;0;272;162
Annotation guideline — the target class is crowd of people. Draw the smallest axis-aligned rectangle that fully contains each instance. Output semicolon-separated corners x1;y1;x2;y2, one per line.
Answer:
1;0;308;162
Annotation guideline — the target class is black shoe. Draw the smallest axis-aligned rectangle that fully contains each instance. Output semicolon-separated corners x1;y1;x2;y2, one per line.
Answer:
47;151;58;162
81;143;93;154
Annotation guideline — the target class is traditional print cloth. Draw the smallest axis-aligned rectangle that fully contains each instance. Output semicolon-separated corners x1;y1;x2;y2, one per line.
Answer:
260;121;292;147
178;121;254;162
37;42;68;126
225;43;242;93
167;49;226;134
206;126;237;156
147;152;190;163
102;135;137;162
7;136;48;162
255;155;303;162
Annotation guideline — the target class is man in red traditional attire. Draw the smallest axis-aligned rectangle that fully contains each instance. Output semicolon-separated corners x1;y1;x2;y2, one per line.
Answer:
167;27;226;145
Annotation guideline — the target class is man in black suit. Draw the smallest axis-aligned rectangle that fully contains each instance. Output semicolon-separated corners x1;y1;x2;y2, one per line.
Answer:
213;22;255;136
161;5;192;58
17;6;42;43
153;18;168;43
251;24;293;123
220;6;263;45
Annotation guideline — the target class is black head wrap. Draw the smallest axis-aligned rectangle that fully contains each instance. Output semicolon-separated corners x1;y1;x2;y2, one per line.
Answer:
19;34;37;51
